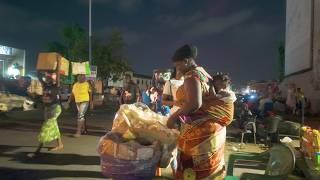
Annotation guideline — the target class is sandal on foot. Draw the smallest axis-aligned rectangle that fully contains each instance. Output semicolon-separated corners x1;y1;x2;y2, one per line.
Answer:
49;146;64;151
73;134;81;138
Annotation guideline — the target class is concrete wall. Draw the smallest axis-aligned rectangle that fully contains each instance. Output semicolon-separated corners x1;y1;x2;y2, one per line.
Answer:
312;0;320;88
285;0;313;75
282;0;320;114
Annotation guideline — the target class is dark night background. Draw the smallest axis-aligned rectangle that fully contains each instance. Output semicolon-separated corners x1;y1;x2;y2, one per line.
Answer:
0;0;286;85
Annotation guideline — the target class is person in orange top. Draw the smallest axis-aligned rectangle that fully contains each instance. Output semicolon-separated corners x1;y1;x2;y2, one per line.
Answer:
69;74;92;137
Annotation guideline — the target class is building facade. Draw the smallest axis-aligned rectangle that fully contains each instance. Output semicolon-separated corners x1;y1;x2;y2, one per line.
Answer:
248;80;279;95
0;45;26;78
108;71;152;90
281;0;320;113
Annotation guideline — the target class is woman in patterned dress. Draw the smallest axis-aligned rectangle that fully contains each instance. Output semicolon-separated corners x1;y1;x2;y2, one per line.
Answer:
167;45;234;179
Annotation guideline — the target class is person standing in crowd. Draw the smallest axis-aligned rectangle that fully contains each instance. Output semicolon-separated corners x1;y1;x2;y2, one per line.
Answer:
120;75;140;104
31;73;63;156
156;87;170;116
259;94;273;117
69;74;92;137
117;88;124;106
162;67;184;115
167;44;233;179
286;83;296;115
162;67;184;177
149;87;158;111
141;86;152;107
295;88;305;115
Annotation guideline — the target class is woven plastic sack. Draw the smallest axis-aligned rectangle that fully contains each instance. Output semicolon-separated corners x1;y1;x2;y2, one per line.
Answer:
97;132;160;161
110;103;179;169
72;61;91;75
98;132;161;179
100;151;160;180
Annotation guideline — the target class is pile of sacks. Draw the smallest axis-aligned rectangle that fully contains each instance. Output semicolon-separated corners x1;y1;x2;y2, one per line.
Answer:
97;103;179;178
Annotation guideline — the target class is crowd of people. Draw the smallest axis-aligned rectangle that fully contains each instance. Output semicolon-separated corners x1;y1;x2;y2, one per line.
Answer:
117;75;172;116
231;81;312;148
236;83;309;121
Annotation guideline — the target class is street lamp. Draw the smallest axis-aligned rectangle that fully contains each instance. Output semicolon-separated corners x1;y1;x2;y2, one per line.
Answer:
89;0;92;65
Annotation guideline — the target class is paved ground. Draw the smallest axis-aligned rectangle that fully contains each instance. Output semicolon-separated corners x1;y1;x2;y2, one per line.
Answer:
0;108;114;180
0;106;299;180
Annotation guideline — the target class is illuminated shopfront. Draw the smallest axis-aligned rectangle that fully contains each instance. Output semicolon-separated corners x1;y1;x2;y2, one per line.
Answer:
0;45;25;78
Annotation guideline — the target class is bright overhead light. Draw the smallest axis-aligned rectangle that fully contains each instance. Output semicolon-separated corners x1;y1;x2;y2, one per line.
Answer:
0;45;11;55
7;65;20;77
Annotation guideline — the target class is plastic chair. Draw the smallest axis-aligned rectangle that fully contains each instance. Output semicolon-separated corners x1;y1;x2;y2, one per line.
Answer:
227;144;296;180
240;115;257;144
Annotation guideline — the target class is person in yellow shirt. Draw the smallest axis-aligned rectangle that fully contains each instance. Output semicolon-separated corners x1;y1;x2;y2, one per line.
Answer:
69;74;92;137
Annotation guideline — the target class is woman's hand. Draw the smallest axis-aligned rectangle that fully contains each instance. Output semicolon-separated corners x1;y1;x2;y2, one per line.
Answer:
167;115;177;129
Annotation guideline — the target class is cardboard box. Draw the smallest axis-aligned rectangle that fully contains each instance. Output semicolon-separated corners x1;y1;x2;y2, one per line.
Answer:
36;52;60;70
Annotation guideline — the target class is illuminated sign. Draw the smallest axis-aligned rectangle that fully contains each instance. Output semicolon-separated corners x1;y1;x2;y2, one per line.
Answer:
0;45;12;55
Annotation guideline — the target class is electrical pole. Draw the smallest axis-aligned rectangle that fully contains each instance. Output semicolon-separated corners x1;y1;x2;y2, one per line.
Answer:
89;0;92;65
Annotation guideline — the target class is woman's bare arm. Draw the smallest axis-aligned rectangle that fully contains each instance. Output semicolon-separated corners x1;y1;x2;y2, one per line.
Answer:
167;77;202;128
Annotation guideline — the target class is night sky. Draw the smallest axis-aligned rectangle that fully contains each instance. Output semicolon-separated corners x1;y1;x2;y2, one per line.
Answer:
0;0;286;85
